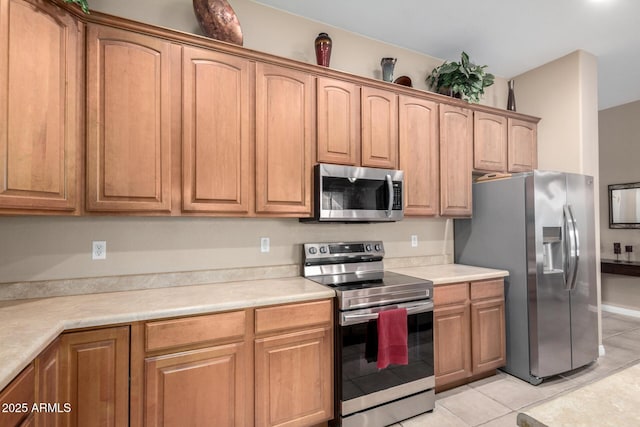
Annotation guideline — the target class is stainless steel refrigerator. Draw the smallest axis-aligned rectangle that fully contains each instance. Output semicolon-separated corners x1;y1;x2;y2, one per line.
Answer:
454;170;598;385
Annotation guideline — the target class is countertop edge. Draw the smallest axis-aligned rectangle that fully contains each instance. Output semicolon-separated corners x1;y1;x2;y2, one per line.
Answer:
0;279;334;391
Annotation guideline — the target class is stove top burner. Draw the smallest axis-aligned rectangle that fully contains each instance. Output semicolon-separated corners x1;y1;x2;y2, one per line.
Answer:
302;241;433;311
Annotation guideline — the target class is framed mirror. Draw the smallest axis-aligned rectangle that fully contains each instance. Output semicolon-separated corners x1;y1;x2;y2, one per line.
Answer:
609;182;640;228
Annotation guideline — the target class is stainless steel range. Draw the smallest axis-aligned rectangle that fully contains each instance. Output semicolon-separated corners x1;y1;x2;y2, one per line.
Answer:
303;241;435;427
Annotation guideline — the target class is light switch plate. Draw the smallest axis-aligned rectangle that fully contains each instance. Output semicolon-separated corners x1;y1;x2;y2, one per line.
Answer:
411;235;418;248
261;237;270;253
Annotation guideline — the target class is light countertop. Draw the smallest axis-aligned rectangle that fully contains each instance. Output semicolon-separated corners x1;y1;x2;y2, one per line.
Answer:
389;264;509;285
0;277;334;391
0;263;508;391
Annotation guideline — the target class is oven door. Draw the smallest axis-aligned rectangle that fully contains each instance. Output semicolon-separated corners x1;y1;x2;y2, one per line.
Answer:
338;300;434;417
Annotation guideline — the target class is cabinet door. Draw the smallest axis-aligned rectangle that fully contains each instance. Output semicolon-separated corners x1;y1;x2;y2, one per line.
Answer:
508;118;537;172
473;111;507;172
316;77;360;165
86;24;174;212
255;63;313;215
439;104;473;216
399;95;439;216
59;327;130;427
36;339;60;427
182;46;253;214
471;297;506;374
361;86;398;169
255;327;332;427
0;363;35;427
0;0;81;213
145;343;248;427
434;303;471;390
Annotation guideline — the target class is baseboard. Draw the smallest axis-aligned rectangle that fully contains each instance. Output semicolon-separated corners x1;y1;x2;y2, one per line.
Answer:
599;345;606;357
601;304;640;318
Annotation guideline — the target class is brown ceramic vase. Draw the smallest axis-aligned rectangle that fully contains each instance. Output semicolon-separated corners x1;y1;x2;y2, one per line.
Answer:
193;0;243;46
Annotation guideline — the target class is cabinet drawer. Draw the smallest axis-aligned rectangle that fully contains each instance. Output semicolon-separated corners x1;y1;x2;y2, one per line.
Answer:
146;310;246;352
470;279;504;301
0;363;35;427
434;282;469;306
255;300;332;335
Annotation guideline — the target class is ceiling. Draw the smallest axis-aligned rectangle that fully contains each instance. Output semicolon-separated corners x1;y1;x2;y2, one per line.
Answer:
253;0;639;111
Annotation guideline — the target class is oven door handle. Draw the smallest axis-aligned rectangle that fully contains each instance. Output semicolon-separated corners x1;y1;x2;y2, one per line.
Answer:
340;300;434;326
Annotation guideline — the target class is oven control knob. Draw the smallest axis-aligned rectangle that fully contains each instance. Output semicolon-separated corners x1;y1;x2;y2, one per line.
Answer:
308;247;317;255
319;246;327;254
374;244;381;251
365;244;372;251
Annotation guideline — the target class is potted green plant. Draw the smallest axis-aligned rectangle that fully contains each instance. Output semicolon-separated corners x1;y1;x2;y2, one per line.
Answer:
426;51;495;103
63;0;90;14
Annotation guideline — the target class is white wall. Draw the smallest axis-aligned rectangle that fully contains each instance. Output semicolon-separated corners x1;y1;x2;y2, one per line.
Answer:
599;100;640;311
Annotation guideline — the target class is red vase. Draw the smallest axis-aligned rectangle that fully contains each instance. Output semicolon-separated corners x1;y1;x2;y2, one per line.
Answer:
315;33;332;67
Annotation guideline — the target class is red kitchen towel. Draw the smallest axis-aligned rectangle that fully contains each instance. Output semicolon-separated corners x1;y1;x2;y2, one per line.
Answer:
377;307;408;369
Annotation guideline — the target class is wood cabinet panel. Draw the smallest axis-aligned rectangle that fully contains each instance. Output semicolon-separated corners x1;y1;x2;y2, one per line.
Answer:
434;303;471;389
86;24;174;212
145;310;246;353
59;326;129;427
35;339;60;427
0;363;35;427
469;279;504;300
399;95;439;216
361;86;398;169
255;63;313;215
471;298;506;373
255;300;332;336
508;118;538;172
316;77;360;165
255;327;332;427
473;111;507;172
0;0;81;213
145;343;248;427
439;104;473;217
433;282;469;306
182;46;253;214
434;279;505;390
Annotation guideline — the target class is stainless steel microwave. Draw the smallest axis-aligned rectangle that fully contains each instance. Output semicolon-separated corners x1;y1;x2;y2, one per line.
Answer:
303;163;404;222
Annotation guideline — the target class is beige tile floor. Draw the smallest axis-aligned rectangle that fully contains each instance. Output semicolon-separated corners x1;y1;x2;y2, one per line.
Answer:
394;311;640;427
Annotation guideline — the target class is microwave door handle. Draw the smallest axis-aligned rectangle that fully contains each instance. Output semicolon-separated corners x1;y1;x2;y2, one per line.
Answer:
386;174;393;217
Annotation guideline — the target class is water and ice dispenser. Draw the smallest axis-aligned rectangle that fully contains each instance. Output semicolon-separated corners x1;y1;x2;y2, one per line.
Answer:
542;227;563;273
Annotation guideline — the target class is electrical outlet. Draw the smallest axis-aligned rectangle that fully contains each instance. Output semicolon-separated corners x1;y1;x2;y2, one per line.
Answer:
260;237;270;253
411;235;418;248
92;241;106;260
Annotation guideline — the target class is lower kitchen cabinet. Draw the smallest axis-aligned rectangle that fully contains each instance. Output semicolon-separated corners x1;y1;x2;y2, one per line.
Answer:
254;300;333;427
145;343;248;427
2;299;333;427
434;279;505;391
0;363;35;427
255;328;332;427
59;326;130;427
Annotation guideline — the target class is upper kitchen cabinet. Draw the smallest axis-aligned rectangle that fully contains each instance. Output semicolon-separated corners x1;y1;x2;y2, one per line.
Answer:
255;63;313;216
473;111;508;173
86;24;177;213
316;77;360;166
361;86;398;169
440;104;473;217
0;0;82;214
508;118;538;172
399;95;439;216
182;46;253;215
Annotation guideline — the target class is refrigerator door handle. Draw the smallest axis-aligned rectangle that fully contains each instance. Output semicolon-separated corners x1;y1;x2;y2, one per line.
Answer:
563;205;580;291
